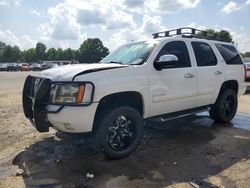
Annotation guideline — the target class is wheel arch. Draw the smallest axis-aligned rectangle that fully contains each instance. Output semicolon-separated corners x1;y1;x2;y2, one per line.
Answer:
216;80;239;102
92;91;144;132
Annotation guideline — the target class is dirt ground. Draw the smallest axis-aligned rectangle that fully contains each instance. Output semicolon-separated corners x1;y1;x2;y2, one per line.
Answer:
0;72;250;188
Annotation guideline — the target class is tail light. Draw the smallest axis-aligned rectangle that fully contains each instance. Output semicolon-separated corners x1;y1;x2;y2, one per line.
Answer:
244;64;247;81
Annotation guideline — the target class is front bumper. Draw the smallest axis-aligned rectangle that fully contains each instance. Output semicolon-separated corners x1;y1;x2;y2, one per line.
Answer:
47;104;98;133
22;75;96;133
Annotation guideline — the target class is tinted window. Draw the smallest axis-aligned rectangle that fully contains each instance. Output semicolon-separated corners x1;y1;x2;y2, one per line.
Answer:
215;43;243;65
157;41;191;68
192;42;217;66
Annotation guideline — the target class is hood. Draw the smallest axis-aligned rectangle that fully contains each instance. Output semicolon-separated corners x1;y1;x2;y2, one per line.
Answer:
41;63;128;81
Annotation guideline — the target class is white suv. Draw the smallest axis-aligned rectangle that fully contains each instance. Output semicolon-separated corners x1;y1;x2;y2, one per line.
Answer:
23;27;246;158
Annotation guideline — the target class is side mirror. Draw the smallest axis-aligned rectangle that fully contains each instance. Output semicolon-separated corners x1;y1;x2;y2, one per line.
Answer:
154;54;179;71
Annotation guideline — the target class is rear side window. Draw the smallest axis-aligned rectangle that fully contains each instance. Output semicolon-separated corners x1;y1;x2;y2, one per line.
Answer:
157;41;191;68
192;42;217;67
215;43;243;65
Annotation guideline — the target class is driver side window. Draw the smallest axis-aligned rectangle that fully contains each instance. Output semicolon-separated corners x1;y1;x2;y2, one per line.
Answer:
156;41;191;68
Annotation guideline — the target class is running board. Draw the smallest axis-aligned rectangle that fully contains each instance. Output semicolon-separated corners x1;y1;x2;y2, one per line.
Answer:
149;106;211;123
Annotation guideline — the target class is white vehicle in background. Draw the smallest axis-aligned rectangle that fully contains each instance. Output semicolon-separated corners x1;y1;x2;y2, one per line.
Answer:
0;63;7;71
31;63;42;71
51;64;59;69
23;27;246;159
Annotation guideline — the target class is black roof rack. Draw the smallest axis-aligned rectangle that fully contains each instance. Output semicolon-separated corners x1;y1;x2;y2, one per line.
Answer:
152;27;218;41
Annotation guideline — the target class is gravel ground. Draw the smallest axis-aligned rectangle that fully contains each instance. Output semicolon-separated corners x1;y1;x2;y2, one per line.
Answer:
0;72;250;188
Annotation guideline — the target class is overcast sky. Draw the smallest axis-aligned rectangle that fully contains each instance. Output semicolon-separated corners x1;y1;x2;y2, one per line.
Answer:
0;0;250;52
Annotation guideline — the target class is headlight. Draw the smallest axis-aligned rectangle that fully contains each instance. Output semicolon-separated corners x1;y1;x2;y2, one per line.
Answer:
50;82;94;105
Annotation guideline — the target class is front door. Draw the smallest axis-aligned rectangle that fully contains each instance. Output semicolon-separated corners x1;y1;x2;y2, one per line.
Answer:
149;40;197;117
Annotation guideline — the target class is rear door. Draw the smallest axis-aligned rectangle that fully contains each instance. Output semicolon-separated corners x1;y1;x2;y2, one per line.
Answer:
191;42;224;107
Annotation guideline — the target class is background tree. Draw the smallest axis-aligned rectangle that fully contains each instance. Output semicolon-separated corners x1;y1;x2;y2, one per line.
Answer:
55;48;63;60
0;41;6;62
242;52;250;58
46;48;57;60
0;43;20;62
79;38;109;63
72;49;79;60
63;48;73;60
216;30;232;42
197;29;232;42
11;46;21;62
35;42;46;62
24;48;36;62
2;45;12;62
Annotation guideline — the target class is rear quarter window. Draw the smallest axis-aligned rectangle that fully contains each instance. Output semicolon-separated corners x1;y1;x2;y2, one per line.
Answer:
215;43;243;65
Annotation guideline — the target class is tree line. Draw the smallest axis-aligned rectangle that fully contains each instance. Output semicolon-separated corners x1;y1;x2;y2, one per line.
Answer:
242;52;250;58
0;38;109;63
197;29;233;42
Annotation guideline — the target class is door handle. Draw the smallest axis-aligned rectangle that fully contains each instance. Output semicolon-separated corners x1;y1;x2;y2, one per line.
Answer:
184;73;195;78
214;70;222;75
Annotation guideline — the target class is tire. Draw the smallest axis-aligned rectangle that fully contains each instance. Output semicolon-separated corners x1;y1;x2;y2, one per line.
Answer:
95;106;143;159
209;89;237;123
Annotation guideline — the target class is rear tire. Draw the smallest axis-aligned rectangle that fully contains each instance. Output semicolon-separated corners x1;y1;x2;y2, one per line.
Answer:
95;106;143;159
209;89;237;123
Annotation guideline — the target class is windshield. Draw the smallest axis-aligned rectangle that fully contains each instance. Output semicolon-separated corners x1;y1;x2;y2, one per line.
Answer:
101;41;156;65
